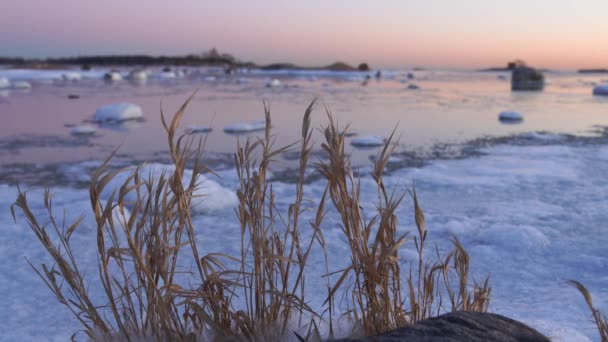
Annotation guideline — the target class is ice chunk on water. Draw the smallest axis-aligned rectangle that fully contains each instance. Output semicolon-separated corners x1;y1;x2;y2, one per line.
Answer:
94;103;143;122
350;135;386;147
499;111;523;122
12;81;31;89
62;72;82;81
184;125;213;134
103;71;122;81
266;78;281;88
223;120;266;134
0;77;10;89
70;124;96;136
127;69;147;81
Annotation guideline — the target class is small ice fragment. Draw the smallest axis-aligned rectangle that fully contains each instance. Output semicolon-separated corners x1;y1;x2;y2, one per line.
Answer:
223;120;266;134
266;79;281;88
185;125;213;134
70;124;97;136
128;69;147;81
351;135;386;147
12;81;31;89
94;103;143;122
104;71;122;81
62;72;82;81
0;77;10;88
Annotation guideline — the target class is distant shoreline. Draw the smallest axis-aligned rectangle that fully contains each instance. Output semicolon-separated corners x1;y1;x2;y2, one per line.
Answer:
0;54;373;72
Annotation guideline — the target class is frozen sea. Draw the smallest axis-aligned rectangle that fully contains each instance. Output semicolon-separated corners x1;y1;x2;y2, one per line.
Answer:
0;66;607;341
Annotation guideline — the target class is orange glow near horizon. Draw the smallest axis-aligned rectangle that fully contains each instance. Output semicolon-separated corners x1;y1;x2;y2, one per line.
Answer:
0;0;607;70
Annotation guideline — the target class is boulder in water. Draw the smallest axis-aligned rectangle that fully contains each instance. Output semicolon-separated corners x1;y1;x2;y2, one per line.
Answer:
593;85;608;96
499;111;523;122
339;311;550;342
511;66;544;91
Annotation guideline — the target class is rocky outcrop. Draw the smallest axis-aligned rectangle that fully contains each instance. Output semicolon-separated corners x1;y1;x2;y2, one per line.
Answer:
511;66;544;91
337;311;550;342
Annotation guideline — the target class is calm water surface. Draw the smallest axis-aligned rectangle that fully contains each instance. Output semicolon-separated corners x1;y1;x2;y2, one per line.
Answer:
1;67;607;171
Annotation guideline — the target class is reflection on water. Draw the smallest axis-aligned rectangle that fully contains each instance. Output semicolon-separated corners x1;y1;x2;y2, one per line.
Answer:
1;68;607;170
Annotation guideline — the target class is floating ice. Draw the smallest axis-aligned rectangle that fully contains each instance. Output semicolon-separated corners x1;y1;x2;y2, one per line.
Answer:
12;81;31;89
350;135;386;147
100;163;238;213
70;124;96;136
0;77;10;89
203;76;216;82
499;111;524;122
266;79;281;88
593;85;608;96
185;125;213;134
223;120;266;134
103;71;122;81
94;103;143;122
62;72;82;81
154;71;176;79
127;69;147;81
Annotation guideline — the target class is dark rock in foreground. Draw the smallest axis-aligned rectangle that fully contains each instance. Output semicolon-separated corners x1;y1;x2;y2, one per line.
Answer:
511;66;545;91
337;311;550;342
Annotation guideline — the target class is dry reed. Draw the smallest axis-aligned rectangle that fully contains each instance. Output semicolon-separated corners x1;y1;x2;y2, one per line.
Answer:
12;96;491;341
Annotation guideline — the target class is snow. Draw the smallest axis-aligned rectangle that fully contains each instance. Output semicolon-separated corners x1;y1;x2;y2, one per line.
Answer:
499;111;524;122
99;163;238;213
12;81;32;89
0;77;11;88
350;135;386;147
94;103;143;122
593;85;608;96
223;120;266;133
2;142;608;341
184;125;213;134
70;124;96;136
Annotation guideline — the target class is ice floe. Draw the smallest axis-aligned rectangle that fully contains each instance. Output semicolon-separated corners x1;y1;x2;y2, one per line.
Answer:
70;124;97;136
12;81;32;89
223;120;266;134
266;78;281;88
184;125;213;134
103;71;122;81
0;77;10;89
350;135;386;147
62;72;82;81
94;103;143;122
499;111;523;122
127;69;147;81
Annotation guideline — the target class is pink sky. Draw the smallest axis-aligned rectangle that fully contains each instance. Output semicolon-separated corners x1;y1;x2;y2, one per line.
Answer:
1;0;607;69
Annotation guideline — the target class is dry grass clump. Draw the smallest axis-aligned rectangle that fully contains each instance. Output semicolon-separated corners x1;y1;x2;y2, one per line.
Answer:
568;280;607;341
12;96;490;341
